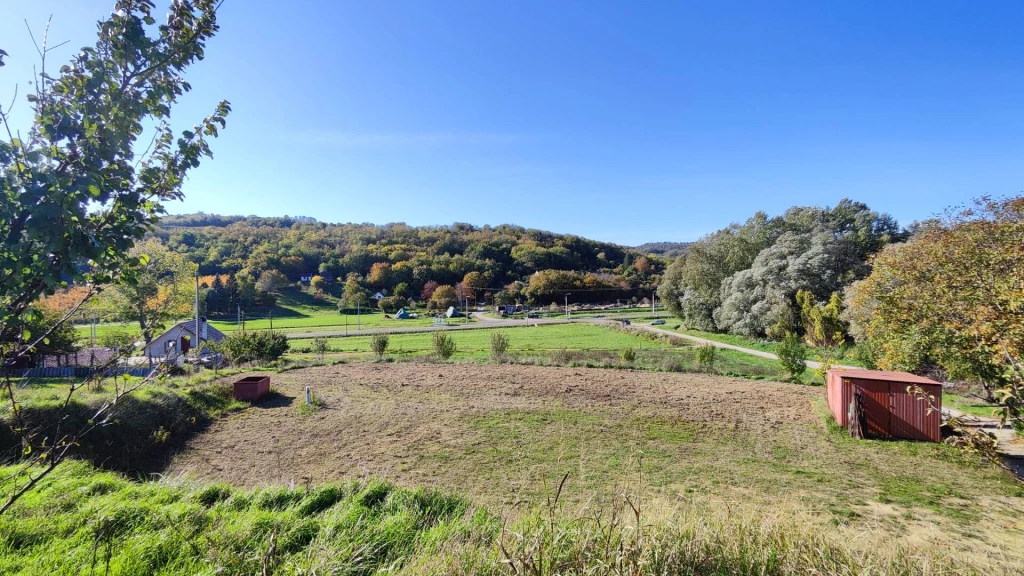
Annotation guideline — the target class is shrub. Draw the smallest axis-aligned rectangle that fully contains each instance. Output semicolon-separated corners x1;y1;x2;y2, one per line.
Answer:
777;332;807;379
490;331;510;360
312;337;329;362
696;344;718;372
852;343;877;369
220;331;289;364
620;347;637;364
432;332;457;361
370;332;390;360
377;296;409;313
659;354;685;372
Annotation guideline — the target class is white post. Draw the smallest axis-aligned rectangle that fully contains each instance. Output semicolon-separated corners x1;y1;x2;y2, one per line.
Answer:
565;293;571;320
305;386;311;405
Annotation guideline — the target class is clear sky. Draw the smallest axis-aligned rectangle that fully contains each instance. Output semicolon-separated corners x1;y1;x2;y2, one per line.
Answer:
3;1;1023;245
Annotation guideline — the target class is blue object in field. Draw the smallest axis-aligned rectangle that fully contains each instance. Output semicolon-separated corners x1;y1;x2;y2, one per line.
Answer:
395;308;410;319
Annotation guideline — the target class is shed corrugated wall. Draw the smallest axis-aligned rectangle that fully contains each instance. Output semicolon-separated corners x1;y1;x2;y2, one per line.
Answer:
826;371;852;427
825;370;942;442
888;382;942;442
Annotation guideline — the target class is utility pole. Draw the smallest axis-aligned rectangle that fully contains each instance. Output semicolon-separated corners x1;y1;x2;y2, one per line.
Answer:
357;300;360;331
652;290;657;315
565;293;571;320
269;308;273;331
237;304;241;330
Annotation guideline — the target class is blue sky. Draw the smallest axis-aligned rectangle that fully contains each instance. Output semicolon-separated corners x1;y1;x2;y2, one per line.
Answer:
3;1;1023;245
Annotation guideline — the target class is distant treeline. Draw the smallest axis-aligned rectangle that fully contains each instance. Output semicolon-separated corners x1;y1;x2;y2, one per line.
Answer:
633;241;692;259
152;215;665;303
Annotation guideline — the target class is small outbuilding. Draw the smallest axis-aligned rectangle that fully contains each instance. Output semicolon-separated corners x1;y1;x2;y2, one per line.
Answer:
826;369;943;442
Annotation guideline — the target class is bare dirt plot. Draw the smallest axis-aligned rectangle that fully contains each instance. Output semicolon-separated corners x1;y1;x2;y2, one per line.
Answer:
165;363;1024;563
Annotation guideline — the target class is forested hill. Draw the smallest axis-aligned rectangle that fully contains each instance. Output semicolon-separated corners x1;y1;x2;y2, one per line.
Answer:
633;242;692;258
152;214;664;297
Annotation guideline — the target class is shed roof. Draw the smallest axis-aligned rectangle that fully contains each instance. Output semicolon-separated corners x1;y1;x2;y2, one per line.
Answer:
828;369;940;385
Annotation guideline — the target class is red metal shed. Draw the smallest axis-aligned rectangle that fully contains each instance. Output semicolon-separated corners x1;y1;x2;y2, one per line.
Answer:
826;369;943;442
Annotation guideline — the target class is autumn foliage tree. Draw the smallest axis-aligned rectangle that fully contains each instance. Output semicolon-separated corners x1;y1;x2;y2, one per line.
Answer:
429;284;457;311
845;196;1023;426
97;239;197;347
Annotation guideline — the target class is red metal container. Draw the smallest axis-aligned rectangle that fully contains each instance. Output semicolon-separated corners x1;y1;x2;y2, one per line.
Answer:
826;369;942;442
233;375;270;401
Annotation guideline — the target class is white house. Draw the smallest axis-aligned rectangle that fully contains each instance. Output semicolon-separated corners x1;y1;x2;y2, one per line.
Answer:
143;318;226;363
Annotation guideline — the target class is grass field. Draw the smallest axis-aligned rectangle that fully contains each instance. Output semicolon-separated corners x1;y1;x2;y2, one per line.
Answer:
3;355;1021;573
290;323;673;354
287;322;818;384
158;363;1024;572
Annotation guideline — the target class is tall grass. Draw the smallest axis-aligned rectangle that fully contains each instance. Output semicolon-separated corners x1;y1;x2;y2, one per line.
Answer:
0;462;1002;575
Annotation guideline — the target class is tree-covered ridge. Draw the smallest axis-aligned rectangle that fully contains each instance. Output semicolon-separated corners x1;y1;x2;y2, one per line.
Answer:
633;241;693;258
152;214;664;301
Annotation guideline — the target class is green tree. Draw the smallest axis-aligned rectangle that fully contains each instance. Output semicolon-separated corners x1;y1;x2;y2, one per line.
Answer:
339;277;369;310
255;269;289;294
23;309;79;360
0;0;229;514
97;239;196;348
0;2;229;348
796;290;848;348
220;330;289;365
776;332;808;380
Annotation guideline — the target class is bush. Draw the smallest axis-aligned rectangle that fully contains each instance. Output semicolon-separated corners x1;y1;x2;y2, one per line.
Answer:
490;331;510;360
620;347;637;364
312;337;329;362
377;296;409;314
661;357;684;372
432;332;457;361
370;332;390;360
852;343;877;369
777;332;807;379
220;331;289;364
696;344;718;372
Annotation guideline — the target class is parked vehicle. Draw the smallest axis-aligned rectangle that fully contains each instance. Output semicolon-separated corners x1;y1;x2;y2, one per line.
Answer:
651;319;666;325
620;319;631;326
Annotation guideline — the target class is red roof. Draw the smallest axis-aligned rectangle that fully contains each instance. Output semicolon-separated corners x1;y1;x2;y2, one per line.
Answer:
827;369;941;385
